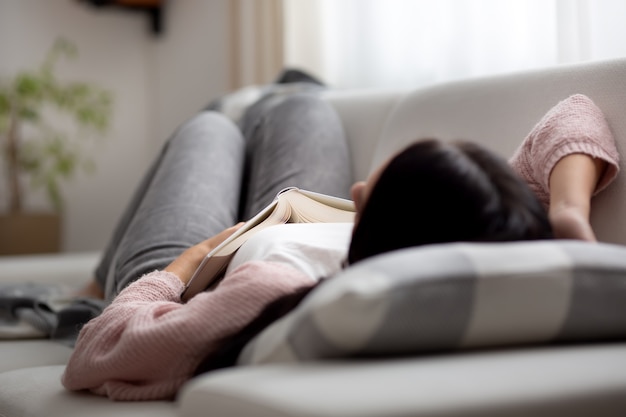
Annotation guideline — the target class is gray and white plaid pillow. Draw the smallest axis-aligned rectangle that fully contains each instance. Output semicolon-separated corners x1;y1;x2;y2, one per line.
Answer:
238;240;626;365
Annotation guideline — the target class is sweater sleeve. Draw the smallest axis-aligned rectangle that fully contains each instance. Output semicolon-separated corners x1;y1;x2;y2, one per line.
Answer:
509;94;620;208
61;261;313;401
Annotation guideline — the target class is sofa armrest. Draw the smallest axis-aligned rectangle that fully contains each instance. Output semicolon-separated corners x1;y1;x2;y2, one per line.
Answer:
179;344;626;417
0;251;100;287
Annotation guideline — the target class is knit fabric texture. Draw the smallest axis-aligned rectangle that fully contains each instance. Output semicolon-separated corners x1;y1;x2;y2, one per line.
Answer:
61;262;311;401
510;94;620;208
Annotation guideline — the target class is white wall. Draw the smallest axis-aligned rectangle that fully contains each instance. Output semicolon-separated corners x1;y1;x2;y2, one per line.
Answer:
150;0;231;143
0;0;231;253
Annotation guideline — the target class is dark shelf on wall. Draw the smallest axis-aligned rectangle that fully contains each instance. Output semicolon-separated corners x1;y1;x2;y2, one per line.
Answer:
77;0;166;36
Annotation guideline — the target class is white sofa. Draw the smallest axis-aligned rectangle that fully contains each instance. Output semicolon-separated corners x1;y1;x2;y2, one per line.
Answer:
2;57;626;417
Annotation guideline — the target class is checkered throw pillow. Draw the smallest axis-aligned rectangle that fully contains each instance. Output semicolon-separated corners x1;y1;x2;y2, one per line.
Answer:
239;240;626;365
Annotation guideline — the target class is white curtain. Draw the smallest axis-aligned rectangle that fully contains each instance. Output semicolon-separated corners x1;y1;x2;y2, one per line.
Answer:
230;0;284;89
283;0;626;89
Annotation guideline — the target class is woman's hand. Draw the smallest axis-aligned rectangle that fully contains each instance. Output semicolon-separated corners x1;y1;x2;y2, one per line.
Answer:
165;223;244;284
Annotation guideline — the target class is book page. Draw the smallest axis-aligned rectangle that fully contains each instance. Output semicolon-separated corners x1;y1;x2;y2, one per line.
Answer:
181;192;295;301
284;191;355;223
181;188;355;302
212;200;291;257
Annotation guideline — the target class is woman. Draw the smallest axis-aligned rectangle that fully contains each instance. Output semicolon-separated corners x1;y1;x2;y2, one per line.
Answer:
62;91;619;401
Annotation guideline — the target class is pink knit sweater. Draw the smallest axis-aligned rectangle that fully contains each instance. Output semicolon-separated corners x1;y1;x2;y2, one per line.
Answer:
61;94;620;402
509;94;619;207
61;261;311;401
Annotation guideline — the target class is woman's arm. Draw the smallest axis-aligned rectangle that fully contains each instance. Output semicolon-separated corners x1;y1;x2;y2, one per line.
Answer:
509;94;620;241
61;260;312;401
548;153;608;241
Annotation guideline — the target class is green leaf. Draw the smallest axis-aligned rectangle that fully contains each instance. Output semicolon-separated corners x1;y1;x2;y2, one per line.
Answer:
2;36;113;212
18;107;39;122
0;93;10;115
15;73;43;99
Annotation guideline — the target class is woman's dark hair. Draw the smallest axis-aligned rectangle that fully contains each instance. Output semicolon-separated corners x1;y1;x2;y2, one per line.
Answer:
194;282;316;375
348;138;553;264
196;138;553;374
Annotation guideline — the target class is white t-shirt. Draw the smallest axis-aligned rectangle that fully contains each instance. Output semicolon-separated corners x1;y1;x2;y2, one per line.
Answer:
225;222;353;282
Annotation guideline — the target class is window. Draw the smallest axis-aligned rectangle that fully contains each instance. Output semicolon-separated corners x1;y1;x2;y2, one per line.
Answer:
283;0;626;89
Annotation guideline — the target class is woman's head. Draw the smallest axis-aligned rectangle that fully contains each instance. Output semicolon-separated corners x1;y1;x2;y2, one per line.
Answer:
348;138;552;264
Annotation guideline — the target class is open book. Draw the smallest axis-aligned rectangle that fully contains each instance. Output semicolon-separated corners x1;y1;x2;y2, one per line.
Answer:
181;187;355;302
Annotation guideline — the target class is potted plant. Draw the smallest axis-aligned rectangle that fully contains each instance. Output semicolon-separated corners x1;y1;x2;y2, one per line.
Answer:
0;38;113;255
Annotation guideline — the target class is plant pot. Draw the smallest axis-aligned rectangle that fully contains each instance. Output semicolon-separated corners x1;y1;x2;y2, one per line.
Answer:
0;212;62;255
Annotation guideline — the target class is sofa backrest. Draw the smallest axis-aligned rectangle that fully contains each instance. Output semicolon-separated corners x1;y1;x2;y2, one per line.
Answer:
323;89;403;182
331;58;626;245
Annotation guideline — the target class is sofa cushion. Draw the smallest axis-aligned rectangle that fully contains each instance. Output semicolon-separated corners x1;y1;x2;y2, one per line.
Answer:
239;240;626;365
0;365;176;417
0;340;73;373
323;89;402;181
0;251;100;286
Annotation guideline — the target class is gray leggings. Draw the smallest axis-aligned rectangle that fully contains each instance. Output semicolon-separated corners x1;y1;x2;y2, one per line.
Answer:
95;94;352;300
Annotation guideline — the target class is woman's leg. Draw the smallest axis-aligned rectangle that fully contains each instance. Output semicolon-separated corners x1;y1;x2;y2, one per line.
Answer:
93;112;245;300
239;93;353;220
548;154;607;241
